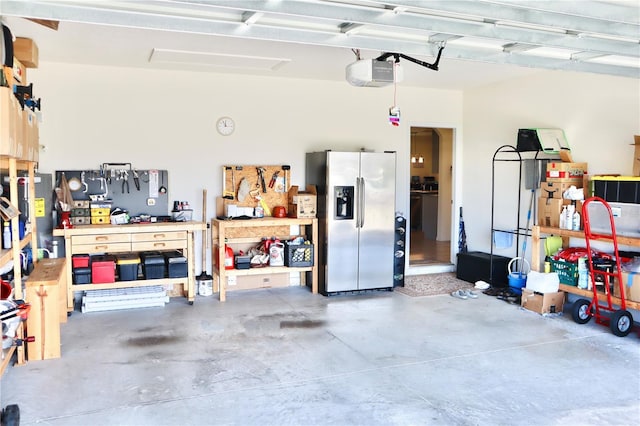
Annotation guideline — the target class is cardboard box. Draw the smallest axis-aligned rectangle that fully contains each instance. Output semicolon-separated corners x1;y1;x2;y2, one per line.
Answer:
618;271;640;302
288;185;317;218
633;135;640;177
11;57;26;85
13;38;39;68
227;273;290;291
540;180;583;199
538;197;583;228
23;107;39;162
546;162;587;181
521;289;565;314
538;197;563;228
0;87;18;157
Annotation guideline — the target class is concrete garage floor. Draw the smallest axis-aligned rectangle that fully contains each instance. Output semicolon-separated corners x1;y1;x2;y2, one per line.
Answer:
2;287;639;426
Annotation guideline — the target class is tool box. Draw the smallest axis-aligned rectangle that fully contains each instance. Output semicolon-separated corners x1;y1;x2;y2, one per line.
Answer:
234;255;251;270
164;251;187;278
116;253;140;281
91;255;116;284
72;267;91;284
140;252;166;279
72;254;90;268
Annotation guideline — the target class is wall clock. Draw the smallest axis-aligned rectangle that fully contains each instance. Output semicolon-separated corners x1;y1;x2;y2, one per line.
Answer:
216;116;235;136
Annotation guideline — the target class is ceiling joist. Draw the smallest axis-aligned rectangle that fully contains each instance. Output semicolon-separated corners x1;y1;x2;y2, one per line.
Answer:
0;0;638;78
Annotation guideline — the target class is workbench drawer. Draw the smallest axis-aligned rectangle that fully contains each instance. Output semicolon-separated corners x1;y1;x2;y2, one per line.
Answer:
132;240;186;252
72;234;130;245
72;242;132;254
131;231;187;242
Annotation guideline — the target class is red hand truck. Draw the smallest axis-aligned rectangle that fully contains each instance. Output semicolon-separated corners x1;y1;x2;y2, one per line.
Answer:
571;196;634;337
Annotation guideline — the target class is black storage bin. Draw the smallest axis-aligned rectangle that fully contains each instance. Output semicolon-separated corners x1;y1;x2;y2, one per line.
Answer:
140;252;166;279
284;242;314;267
456;251;511;287
593;178;640;204
164;251;187;278
72;267;91;284
116;253;140;281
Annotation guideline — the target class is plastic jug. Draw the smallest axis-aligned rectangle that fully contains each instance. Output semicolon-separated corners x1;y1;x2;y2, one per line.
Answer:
269;242;285;267
224;245;235;270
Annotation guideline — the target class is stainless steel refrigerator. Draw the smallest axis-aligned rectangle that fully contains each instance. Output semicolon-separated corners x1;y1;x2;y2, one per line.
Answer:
306;151;396;295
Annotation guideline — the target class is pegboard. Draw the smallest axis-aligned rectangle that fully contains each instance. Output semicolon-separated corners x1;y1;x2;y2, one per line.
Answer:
221;164;291;209
55;169;169;217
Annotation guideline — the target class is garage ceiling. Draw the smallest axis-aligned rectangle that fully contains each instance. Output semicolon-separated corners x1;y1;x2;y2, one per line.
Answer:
1;0;638;89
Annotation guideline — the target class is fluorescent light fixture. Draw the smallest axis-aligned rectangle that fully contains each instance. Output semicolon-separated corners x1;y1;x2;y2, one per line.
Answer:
149;48;291;71
503;43;537;53
242;11;263;26
589;55;640;68
341;23;364;36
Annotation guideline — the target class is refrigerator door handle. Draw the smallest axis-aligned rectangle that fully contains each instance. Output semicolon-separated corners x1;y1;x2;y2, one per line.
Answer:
355;177;361;228
360;177;366;228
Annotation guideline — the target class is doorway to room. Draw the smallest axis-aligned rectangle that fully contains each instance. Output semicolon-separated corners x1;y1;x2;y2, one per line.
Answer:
409;126;453;266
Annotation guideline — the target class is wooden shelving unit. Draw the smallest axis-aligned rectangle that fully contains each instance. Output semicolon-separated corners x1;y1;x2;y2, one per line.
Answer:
531;225;640;311
1;157;38;368
212;217;318;301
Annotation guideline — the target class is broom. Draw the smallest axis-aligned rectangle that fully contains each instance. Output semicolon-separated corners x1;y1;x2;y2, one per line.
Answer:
196;189;213;291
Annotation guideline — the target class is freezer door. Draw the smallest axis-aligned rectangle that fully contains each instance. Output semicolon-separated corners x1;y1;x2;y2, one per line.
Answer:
325;151;360;293
358;152;396;290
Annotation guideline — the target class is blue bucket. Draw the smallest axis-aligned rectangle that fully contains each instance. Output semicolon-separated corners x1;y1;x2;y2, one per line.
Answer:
508;273;527;295
508;258;530;295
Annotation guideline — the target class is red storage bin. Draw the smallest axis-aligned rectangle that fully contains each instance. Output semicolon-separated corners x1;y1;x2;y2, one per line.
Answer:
91;255;116;284
72;254;90;268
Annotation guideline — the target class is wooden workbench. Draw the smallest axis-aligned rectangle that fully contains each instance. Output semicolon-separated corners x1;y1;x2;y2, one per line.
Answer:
53;221;205;311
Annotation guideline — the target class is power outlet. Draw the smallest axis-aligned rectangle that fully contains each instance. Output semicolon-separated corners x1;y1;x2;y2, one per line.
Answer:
228;276;237;286
147;198;156;206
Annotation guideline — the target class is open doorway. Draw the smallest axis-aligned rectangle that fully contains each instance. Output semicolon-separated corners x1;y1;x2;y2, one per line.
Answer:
409;127;453;266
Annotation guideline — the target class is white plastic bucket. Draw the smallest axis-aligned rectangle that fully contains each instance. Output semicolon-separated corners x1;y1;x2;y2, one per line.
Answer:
198;279;213;296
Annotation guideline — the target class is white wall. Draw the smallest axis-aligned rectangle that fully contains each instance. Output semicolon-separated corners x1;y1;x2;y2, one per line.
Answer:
29;62;463;272
29;63;639;273
463;70;640;262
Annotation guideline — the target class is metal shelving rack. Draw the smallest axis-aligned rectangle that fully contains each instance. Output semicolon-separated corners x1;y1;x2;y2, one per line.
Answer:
489;145;554;285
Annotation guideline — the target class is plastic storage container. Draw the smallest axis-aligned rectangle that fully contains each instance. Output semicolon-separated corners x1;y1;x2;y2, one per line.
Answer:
456;251;511;287
91;255;116;284
140;252;166;279
72;254;90;268
116;253;140;281
550;258;578;286
284;242;314;267
72;267;91;284
164;251;187;278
